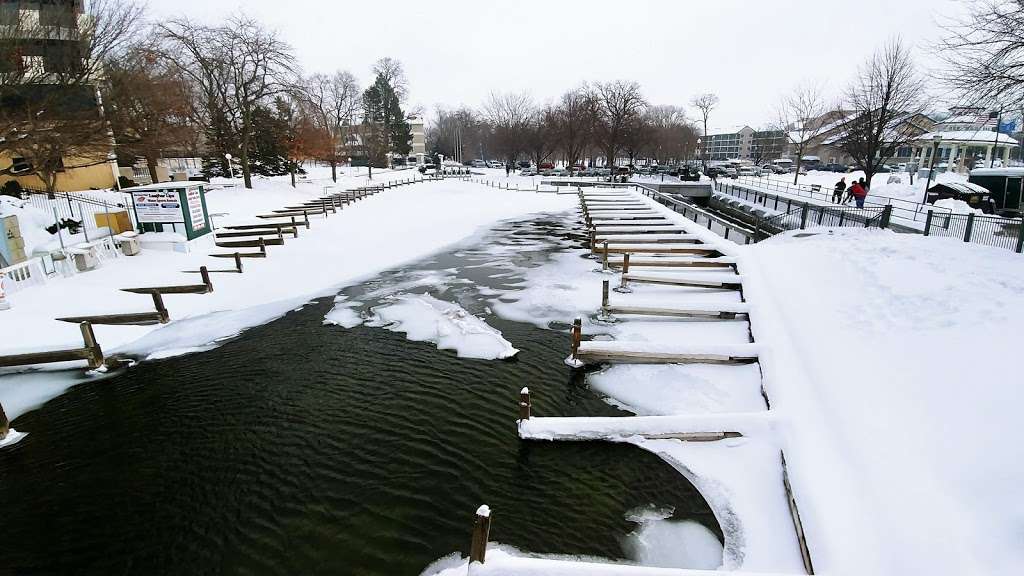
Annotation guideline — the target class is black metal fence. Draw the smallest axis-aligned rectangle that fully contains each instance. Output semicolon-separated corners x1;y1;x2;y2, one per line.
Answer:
631;184;758;244
923;210;1024;253
754;204;890;241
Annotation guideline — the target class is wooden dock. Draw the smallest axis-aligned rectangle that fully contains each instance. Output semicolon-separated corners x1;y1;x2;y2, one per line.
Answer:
0;322;104;369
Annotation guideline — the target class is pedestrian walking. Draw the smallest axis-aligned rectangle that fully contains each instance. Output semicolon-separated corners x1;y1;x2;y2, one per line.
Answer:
859;176;869;192
833;178;846;203
505;163;511;177
850;181;867;208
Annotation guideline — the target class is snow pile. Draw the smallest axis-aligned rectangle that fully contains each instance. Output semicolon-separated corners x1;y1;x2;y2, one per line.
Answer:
932;198;980;214
0;196;55;257
621;506;723;570
366;293;518;360
588;364;765;416
743;227;1024;574
323;296;365;329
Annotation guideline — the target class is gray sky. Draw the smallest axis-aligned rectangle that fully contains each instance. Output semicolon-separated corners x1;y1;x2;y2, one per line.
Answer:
149;0;967;130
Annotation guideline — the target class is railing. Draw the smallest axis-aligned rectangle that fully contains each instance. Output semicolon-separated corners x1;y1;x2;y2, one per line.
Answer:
753;203;890;241
923;211;1024;253
18;189;136;250
732;175;949;224
0;258;47;295
630;183;758;244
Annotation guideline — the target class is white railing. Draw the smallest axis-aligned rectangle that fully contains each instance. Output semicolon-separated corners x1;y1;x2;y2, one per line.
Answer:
0;258;47;295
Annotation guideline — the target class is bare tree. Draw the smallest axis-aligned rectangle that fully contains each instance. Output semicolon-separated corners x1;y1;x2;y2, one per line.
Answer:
372;57;408;104
158;16;294;189
645;105;696;164
523;106;558;171
103;45;198;184
482;91;533;164
553;86;597;171
834;40;928;187
299;70;360;182
593;80;646;168
777;81;828;183
937;0;1024;107
690;93;718;170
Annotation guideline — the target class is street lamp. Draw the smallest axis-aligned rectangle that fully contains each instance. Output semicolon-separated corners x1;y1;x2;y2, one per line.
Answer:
224;153;235;180
696;138;703;172
924;134;942;204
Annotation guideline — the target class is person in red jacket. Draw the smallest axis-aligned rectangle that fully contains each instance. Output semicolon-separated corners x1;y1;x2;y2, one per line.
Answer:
850;181;867;208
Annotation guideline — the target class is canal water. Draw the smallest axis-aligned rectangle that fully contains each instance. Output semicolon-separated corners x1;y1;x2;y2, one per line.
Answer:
0;213;721;575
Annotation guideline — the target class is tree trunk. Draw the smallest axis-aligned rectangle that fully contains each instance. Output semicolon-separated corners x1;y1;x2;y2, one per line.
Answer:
146;156;160;185
793;144;803;185
331;161;337;182
43;171;57;198
241;113;253;189
368;165;373;180
290;163;296;188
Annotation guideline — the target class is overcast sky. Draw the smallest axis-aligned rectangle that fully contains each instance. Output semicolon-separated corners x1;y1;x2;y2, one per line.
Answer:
149;0;968;131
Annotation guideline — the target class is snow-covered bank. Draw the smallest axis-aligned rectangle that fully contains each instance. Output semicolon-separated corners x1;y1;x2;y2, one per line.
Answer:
743;228;1024;575
0;176;574;420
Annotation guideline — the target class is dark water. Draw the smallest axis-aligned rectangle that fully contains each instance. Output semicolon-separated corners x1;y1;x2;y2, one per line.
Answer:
0;215;720;575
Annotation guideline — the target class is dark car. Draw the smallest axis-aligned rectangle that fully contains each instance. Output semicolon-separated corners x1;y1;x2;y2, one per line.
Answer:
517;161;531;169
418;163;437;174
823;163;847;172
679;166;701;181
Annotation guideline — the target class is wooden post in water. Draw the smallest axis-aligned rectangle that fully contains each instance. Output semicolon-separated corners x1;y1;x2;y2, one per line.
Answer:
80;321;104;369
0;398;9;440
469;505;492;564
234;252;244;273
152;292;169;323
200;266;213;293
571;318;582;360
518;387;531;420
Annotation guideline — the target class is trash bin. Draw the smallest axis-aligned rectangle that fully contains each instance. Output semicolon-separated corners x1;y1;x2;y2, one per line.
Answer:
118;232;141;256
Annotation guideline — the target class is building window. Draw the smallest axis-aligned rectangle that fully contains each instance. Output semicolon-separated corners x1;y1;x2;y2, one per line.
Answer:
38;3;79;28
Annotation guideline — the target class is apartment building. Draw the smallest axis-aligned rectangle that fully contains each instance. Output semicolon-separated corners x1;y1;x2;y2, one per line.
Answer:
702;126;754;161
0;0;118;192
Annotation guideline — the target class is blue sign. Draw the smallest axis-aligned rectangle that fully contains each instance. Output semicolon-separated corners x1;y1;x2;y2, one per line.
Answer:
998;120;1017;134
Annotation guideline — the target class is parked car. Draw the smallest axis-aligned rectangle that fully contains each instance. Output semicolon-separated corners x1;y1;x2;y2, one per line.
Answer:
737;166;757;177
418;163;437;174
487;160;505;169
539;162;555;170
723;167;738;178
517;161;531;169
762;164;788;174
705;166;725;178
520;168;537;176
822;163;847;172
471;159;487;168
550;168;568;177
678;166;701;181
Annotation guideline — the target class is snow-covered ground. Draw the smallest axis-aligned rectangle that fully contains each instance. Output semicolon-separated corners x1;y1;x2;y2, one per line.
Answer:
0;168;574;421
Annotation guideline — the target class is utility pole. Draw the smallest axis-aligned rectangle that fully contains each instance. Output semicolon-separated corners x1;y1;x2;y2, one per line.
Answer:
991;108;1002;168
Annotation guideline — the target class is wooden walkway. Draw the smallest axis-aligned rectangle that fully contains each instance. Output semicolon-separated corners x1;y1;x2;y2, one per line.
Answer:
495;185;815;575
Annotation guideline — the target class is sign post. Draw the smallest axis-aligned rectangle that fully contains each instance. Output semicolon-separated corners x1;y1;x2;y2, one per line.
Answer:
130;182;212;241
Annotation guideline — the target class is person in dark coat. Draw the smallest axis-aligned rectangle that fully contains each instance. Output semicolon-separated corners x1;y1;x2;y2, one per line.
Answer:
505;163;512;177
859;176;869;192
833;178;846;203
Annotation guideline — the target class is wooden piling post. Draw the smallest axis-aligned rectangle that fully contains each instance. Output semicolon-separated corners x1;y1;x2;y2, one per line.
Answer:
277;228;283;243
623;253;630;274
152;292;170;323
571;318;582;360
234;252;244;273
79;321;104;369
469;505;492;564
602;241;609;271
602;280;610;309
259;236;266;255
519;387;531;420
0;399;9;440
200;266;214;293
303;210;310;228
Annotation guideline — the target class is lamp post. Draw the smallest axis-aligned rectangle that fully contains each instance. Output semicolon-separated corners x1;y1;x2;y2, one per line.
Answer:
697;138;703;172
224;153;235;180
924;134;942;204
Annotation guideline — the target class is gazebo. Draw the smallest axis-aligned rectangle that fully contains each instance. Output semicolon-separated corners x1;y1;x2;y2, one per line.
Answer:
913;131;1020;173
